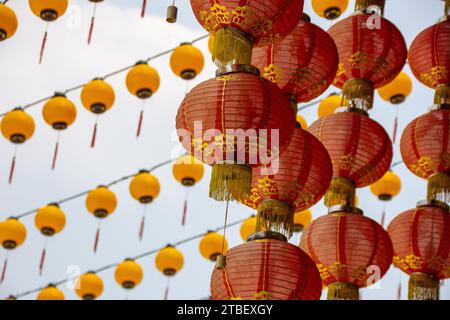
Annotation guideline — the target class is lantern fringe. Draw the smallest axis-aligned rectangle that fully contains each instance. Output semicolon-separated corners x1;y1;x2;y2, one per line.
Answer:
209;164;252;202
256;200;294;239
427;173;450;203
342;78;374;111
324;177;356;208
141;0;147;18
434;84;450;107
408;273;439;300
213;28;253;68
327;282;360;300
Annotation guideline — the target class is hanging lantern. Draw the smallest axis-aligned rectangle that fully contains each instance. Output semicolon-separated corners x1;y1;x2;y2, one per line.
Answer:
81;78;115;148
37;284;65;300
300;206;394;300
29;0;68;64
400;108;450;203
370;170;402;201
86;186;118;253
155;245;184;300
243;123;332;239
0;218;26;284
114;259;144;290
190;0;304;68
125;61;160;137
378;72;413;105
387;200;450;300
199;231;228;262
312;0;349;20
170;43;204;81
176;66;296;202
211;232;322;300
293;210;312;233
0;3;18;41
1;108;35;184
172;155;204;226
87;0;104;45
252;13;339;104
75;272;104;300
129;170;160;241
329;0;407;111
42;93;77;170
296;115;308;130
35;203;66;275
318;94;342;118
308;110;393;208
239;215;256;242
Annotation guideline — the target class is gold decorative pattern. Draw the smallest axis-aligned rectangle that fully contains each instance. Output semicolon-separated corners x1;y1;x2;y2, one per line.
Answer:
253;291;272;300
257;176;279;196
349;51;368;69
410;156;433;178
263;64;281;83
340;154;355;171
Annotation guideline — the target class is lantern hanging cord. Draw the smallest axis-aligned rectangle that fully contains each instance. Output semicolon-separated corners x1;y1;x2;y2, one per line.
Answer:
12;157;180;220
7;216;247;299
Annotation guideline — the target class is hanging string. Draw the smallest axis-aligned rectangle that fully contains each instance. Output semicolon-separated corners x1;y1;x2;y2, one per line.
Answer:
380;202;386;228
181;188;189;226
87;3;97;45
141;0;147;18
184;81;190;96
0;251;9;284
136;100;146;138
38;237;48;276
51;131;61;170
39;22;49;64
392;105;399;144
164;277;171;300
138;205;148;242
397;280;402;300
93;220;102;254
90;116;99;148
8;145;18;185
221;200;230;255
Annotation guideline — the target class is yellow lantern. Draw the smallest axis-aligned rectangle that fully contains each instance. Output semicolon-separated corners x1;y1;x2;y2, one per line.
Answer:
293;210;312;233
377;72;413;105
114;259;143;289
129;170;161;241
170;43;205;80
81;78;115;147
155;245;184;300
199;232;228;261
239;216;256;242
296;114;308;129
370;170;402;201
0;218;26;284
208;35;215;55
1;107;35;144
172;155;205;226
86;186;118;253
312;0;349;20
75;272;104;300
0;4;18;41
37;284;65;300
126;62;161;137
318;94;342;118
29;0;68;63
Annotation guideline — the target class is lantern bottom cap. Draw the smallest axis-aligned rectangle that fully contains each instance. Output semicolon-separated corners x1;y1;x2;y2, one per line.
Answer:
139;196;153;204
10;134;25;144
181;177;196;187
163;268;176;277
122;281;136;289
324;7;342;19
136;88;153;99
41;227;56;236
180;69;196;80
40;9;58;22
389;94;406;104
2;240;17;250
52;122;68;130
0;29;6;41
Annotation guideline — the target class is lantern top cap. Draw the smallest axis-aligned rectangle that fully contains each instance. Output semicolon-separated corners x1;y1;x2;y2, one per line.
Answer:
328;205;364;215
247;231;287;243
216;64;260;77
416;200;449;212
53;92;66;97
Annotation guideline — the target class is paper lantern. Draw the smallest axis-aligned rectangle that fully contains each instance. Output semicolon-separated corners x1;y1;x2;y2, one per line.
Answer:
211;233;322;300
400;108;450;203
176;66;296;202
239;216;256;242
308;111;392;207
300;206;393;300
312;0;349;20
114;259;144;289
0;4;18;41
370;170;402;201
388;200;450;300
199;232;228;261
378;72;413;104
190;0;304;67
155;245;184;300
318;94;342;118
170;43;204;80
0;218;26;284
75;272;104;300
293;210;312;233
252;14;338;103
37;285;65;300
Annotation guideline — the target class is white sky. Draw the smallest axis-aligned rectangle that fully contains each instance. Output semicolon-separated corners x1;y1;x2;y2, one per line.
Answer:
0;0;448;300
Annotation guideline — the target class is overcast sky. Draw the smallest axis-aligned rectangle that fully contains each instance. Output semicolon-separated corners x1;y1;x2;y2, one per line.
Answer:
0;0;448;300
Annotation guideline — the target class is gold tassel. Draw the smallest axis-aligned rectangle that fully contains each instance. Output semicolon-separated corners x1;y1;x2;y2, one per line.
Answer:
209;164;252;202
408;273;440;300
325;177;356;208
213;28;253;68
342;79;375;111
256;200;294;239
434;84;450;107
355;0;385;15
327;282;360;300
427;173;450;203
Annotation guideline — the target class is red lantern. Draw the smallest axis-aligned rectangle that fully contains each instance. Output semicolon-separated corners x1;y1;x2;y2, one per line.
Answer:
252;14;338;103
243;126;332;238
300;206;393;300
400;108;450;203
329;5;407;110
176;66;296;202
211;233;322;300
387;200;450;300
190;0;304;67
308;111;393;207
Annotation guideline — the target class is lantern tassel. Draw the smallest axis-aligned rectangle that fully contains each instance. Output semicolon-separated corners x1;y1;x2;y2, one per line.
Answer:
327;282;360;300
324;177;356;208
141;0;147;18
209;164;252;202
164;277;171;300
213;28;254;68
408;273;439;300
181;188;189;226
51;132;60;170
93;224;101;254
380;203;386;227
39;24;48;64
392;114;399;144
90;120;98;148
136;109;144;138
138;206;147;242
256;200;294;239
39;247;47;276
87;4;97;45
342;78;375;111
427;173;450;203
8;153;16;185
1;253;8;284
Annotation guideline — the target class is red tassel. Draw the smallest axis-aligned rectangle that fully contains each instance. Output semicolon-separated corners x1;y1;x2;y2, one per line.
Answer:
136;110;144;138
90;122;98;148
39;31;48;64
164;284;169;300
392;115;399;144
93;227;101;254
141;0;147;18
51;141;59;170
397;282;401;300
39;247;47;276
88;16;95;45
380;208;386;228
138;215;145;242
1;258;7;284
8;155;16;185
181;200;187;226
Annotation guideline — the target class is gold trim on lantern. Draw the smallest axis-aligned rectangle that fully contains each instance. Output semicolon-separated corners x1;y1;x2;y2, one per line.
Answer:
213;28;254;68
209;163;252;202
256;200;294;239
434;84;450;108
342;78;375;111
327;282;360;300
325;177;356;208
408;273;440;300
427;172;450;203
